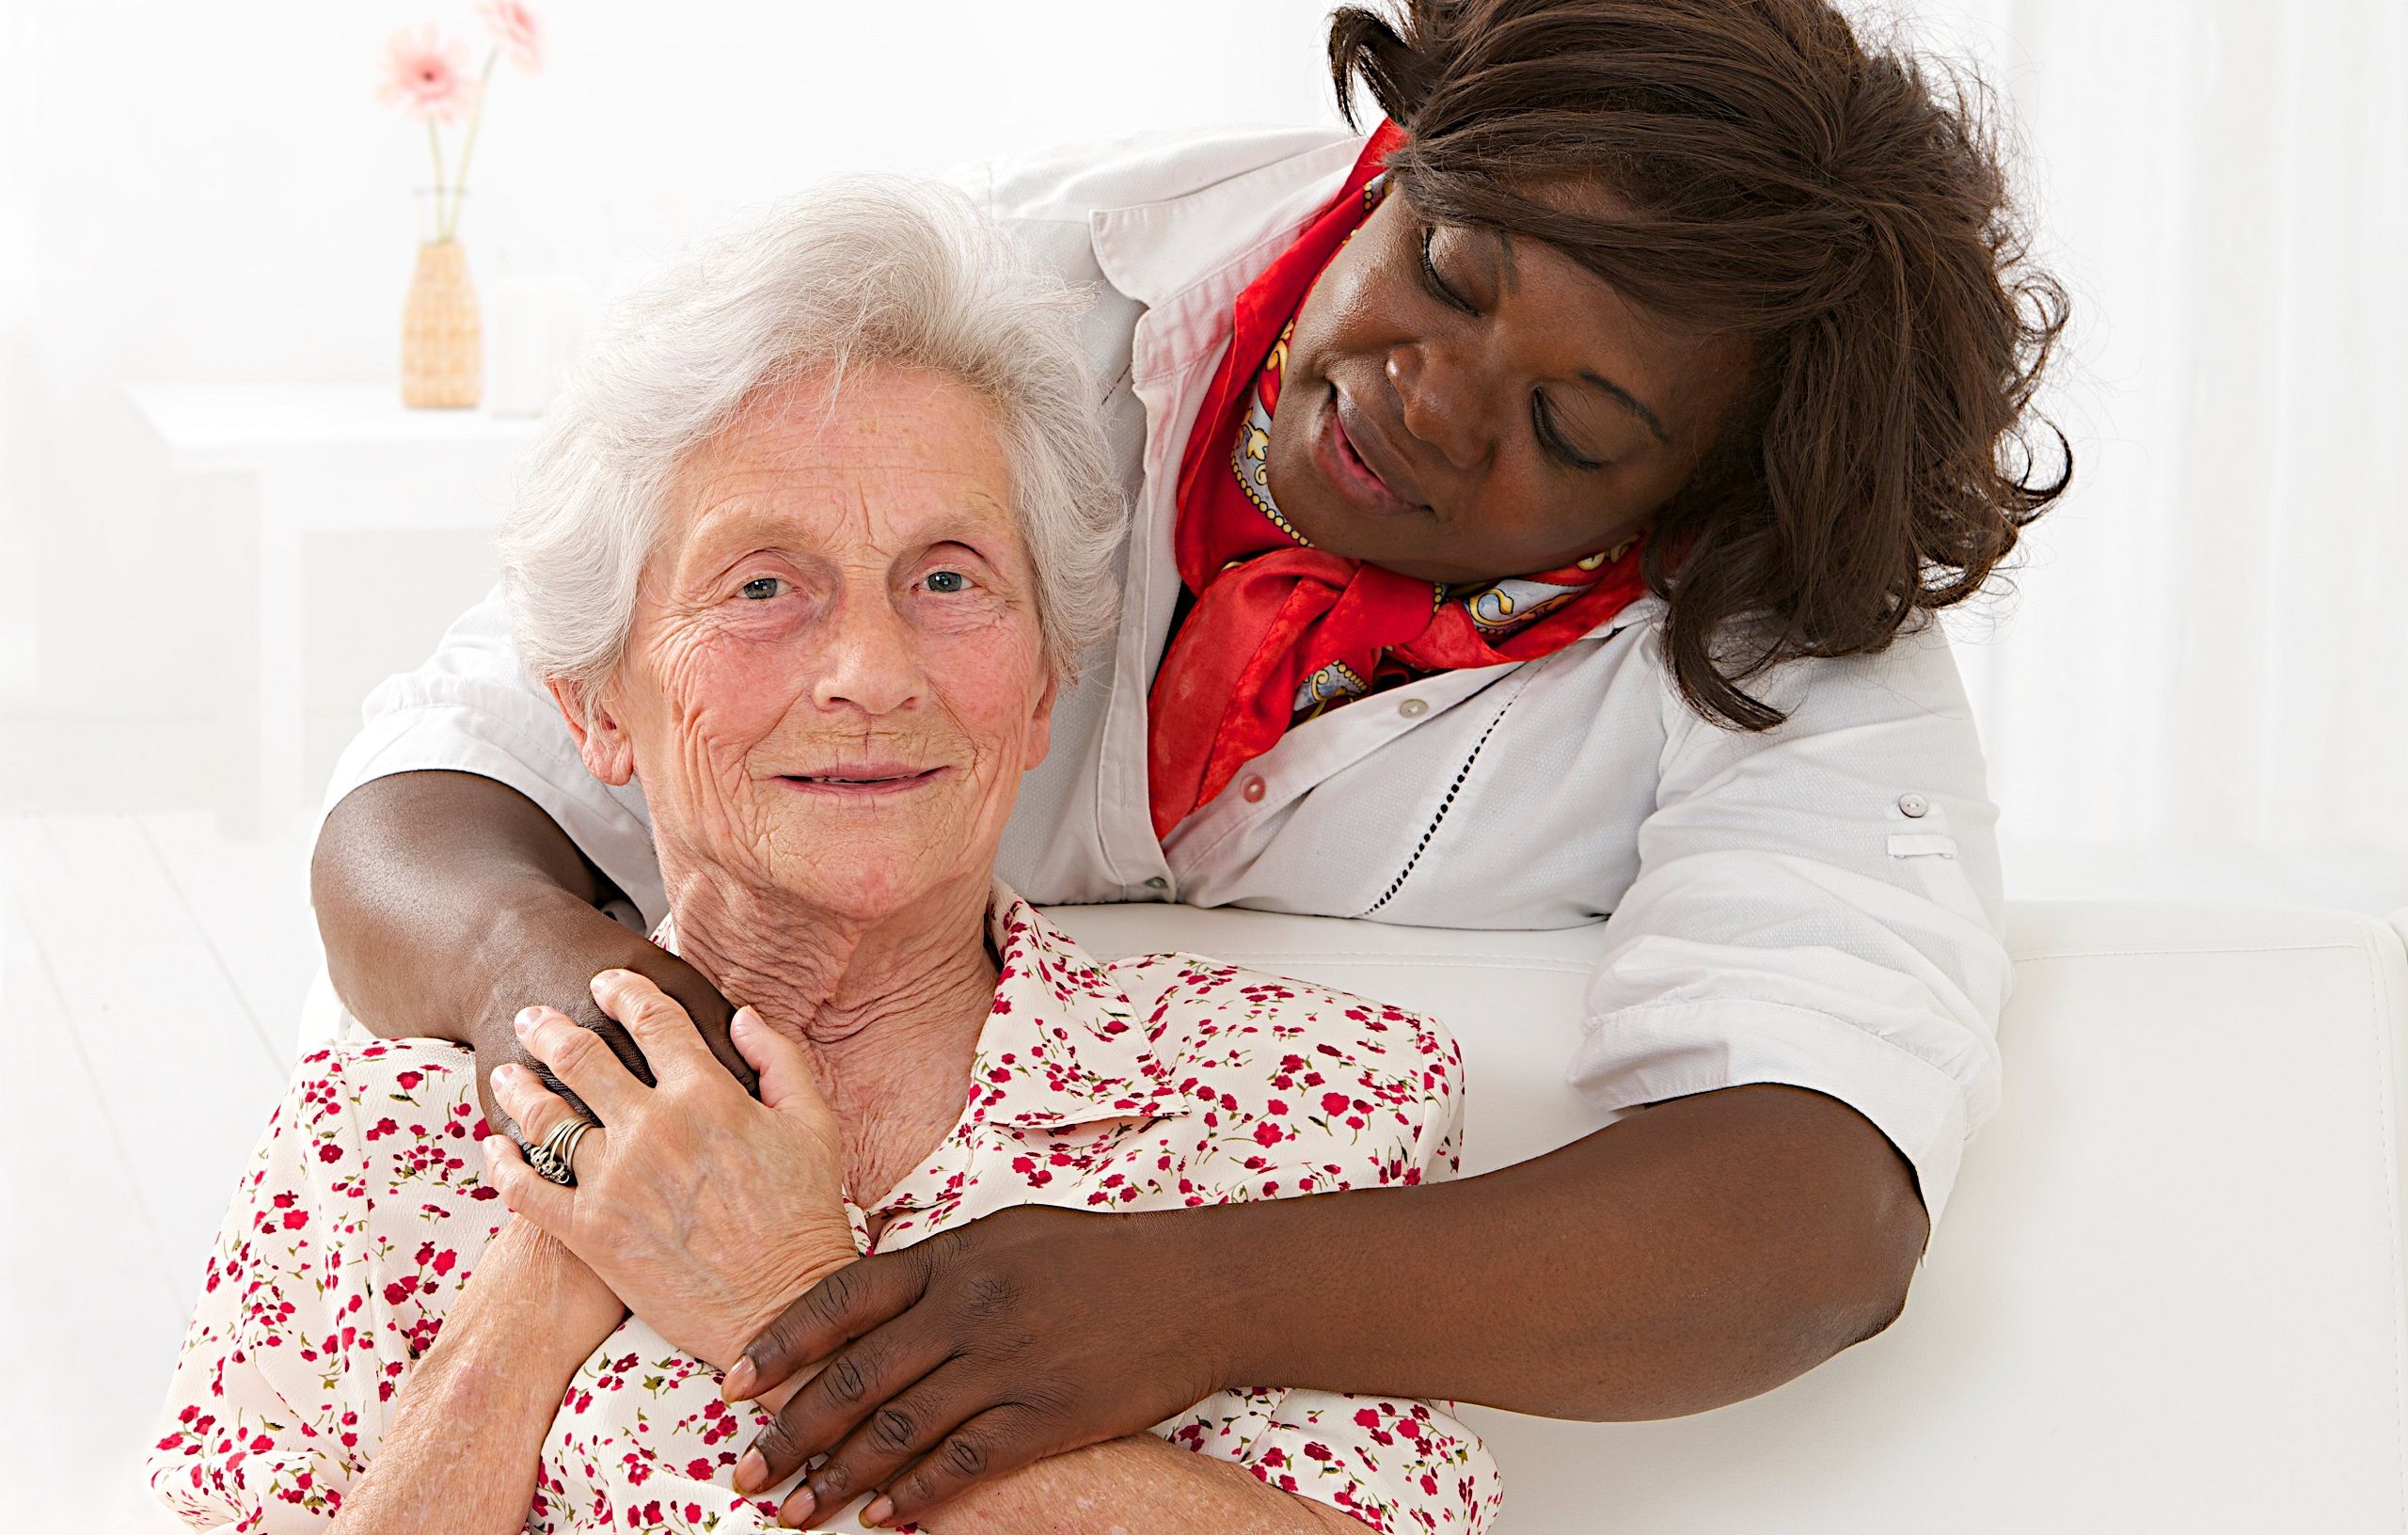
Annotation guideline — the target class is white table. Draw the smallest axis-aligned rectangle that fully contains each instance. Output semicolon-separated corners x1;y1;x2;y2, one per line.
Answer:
128;383;542;831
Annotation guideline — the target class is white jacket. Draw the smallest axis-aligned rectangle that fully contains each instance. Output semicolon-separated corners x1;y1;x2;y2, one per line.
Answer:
325;125;2008;1219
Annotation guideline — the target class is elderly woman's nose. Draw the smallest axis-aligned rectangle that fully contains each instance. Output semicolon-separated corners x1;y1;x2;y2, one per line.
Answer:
810;593;929;715
1385;343;1489;472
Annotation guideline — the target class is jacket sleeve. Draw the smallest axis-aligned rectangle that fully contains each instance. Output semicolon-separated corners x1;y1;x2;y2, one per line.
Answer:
1569;621;2011;1221
317;580;665;924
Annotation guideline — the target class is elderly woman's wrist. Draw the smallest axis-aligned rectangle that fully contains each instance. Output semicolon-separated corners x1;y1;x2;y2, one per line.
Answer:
712;1232;860;1375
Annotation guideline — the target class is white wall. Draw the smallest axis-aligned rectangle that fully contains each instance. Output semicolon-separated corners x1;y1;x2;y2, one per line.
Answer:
0;0;1343;807
4;0;2402;912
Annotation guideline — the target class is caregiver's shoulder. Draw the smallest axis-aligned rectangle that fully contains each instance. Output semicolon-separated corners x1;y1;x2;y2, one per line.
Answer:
943;123;1365;224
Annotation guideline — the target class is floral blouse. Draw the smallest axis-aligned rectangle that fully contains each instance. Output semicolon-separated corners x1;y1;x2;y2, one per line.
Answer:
149;887;1502;1534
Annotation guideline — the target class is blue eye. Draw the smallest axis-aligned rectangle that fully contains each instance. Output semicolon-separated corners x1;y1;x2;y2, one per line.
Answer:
926;570;969;594
739;577;782;600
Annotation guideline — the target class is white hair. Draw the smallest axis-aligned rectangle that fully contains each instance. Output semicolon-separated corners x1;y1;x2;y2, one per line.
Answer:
499;179;1126;697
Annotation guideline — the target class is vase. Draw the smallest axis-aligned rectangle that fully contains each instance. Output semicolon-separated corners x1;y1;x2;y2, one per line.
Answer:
402;240;482;408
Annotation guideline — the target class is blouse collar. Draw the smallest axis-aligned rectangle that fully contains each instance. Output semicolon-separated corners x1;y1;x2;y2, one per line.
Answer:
648;880;1186;1136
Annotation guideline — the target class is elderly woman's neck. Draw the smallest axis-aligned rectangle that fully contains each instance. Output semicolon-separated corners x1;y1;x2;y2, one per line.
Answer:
661;867;1000;1059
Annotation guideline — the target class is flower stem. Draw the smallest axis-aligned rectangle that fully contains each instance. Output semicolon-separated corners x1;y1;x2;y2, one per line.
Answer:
426;119;449;242
444;50;502;243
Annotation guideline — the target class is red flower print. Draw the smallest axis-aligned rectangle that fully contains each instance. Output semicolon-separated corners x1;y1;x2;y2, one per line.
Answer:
152;917;1498;1535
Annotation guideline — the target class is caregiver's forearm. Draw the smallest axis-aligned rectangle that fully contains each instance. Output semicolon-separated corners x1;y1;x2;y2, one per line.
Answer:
314;771;606;1042
918;1435;1354;1535
749;1082;1930;1519
1210;1083;1927;1419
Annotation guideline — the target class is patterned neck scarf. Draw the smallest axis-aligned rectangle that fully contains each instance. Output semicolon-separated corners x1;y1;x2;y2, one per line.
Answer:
1146;122;1651;839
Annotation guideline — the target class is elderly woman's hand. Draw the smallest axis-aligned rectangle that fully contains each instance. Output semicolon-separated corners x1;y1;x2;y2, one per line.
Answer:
481;969;862;1372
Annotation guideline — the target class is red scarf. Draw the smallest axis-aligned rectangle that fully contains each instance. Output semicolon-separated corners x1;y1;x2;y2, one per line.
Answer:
1146;123;1651;839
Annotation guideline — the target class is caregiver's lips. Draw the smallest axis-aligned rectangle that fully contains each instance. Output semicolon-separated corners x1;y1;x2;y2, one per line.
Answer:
776;763;949;796
1317;387;1426;516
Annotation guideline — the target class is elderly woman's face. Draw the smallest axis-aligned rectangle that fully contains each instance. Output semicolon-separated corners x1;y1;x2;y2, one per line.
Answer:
567;367;1054;922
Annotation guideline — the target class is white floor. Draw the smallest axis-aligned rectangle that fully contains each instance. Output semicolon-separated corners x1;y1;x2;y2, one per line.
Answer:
0;811;318;1534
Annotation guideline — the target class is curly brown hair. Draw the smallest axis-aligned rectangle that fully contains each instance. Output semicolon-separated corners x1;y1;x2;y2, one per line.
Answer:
1329;0;2070;729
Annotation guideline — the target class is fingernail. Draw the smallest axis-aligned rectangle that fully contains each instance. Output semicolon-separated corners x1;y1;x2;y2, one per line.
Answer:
481;1136;511;1163
784;1488;817;1525
513;1007;539;1036
863;1495;894;1527
722;1356;757;1400
730;1005;757;1034
736;1448;766;1493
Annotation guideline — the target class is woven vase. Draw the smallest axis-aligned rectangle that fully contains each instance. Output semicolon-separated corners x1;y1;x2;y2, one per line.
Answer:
402;240;482;408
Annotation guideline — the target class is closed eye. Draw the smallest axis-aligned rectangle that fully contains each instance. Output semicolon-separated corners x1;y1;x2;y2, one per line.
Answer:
1532;395;1608;472
1418;223;1478;316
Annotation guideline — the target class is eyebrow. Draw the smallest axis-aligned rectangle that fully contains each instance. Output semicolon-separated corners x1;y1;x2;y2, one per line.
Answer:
1580;371;1672;447
1487;230;1676;449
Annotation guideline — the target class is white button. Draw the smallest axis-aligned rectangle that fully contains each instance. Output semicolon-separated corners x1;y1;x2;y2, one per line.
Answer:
1399;698;1430;720
1897;793;1929;819
1241;775;1267;803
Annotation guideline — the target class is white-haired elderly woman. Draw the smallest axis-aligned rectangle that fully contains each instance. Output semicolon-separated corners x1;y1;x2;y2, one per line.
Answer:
148;183;1500;1535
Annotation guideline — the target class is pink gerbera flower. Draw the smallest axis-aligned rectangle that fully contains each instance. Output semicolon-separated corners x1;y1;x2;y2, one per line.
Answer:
376;24;480;125
475;0;546;74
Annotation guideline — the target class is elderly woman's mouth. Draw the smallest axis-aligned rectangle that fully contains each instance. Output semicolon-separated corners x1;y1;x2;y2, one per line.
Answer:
774;763;951;796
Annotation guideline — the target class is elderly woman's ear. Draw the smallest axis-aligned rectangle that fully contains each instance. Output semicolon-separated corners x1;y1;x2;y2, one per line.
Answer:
547;678;639;786
1021;671;1060;771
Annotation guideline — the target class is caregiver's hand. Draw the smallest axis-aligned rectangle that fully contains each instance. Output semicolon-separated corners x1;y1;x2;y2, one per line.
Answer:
468;910;758;1145
724;1203;1241;1526
313;771;758;1138
480;971;861;1372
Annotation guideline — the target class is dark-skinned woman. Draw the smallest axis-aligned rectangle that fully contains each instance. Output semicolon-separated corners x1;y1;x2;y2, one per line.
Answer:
309;0;2067;1527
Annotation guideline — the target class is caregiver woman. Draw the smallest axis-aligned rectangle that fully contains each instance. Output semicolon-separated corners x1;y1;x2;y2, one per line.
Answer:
314;0;2066;1524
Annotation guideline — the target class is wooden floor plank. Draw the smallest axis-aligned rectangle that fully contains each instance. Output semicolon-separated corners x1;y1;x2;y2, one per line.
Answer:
134;809;321;1067
1;815;287;1297
0;862;199;1532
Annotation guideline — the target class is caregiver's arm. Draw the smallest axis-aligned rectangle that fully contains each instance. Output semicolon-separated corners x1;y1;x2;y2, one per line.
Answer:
313;771;750;1116
333;1223;622;1535
739;1083;1920;1523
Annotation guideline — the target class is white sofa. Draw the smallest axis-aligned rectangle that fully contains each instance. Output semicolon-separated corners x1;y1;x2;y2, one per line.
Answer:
1047;899;2408;1534
292;900;2408;1531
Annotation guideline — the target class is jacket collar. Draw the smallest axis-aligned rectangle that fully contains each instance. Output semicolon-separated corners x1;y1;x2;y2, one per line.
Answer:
1089;132;1370;317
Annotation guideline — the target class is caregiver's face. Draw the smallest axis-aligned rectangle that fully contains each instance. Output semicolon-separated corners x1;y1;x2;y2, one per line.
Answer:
585;368;1054;923
1271;183;1753;584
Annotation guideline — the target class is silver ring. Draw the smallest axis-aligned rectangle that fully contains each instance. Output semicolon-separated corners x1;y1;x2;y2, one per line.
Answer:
529;1115;597;1187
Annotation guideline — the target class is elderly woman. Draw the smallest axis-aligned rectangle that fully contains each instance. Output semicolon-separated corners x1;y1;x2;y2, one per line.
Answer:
149;185;1497;1535
296;0;2067;1523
